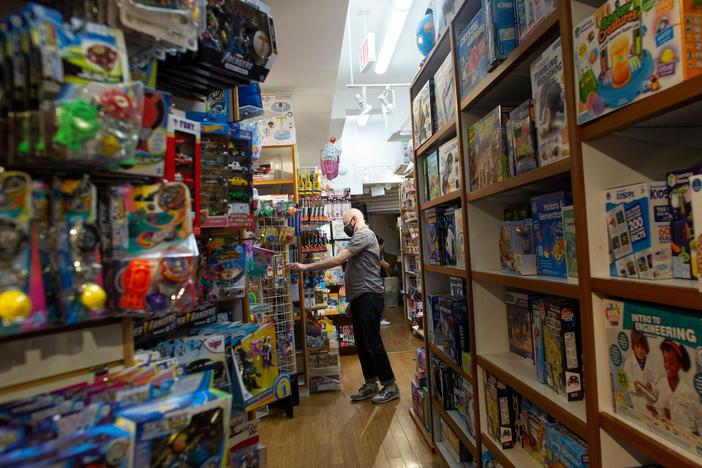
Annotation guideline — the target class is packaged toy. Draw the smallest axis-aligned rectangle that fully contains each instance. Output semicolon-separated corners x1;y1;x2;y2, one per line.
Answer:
231;443;267;468
505;290;536;363
515;0;556;40
530;38;570;167
425;208;445;265
160;334;232;393
165;115;201;231
498;219;537;275
438;296;468;365
412;81;435;148
531;191;570;278
434;55;456;130
509;99;538;175
604;298;702;456
206;237;247;299
123;88;171;177
573;0;702;125
667;167;702;279
517;397;553;464
544;422;589;468
543;299;583;400
439;137;460;196
456;8;489;100
483;0;517;68
443;205;459;266
605;182;672;279
453;205;466;268
691;175;702;290
482;449;503;468
484;370;515;449
468;106;511;191
432;0;466;40
426;150;441;200
119;0;203;51
531;297;547;384
562;205;578;279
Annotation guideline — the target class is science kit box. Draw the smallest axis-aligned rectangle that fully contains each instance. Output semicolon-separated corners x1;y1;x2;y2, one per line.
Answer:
483;0;517;68
434;55;457;129
516;397;554;464
505;290;536;363
438;296;469;365
453;204;466;268
498;219;537;275
544;423;589;468
515;0;557;40
443;205;462;267
605;182;672;279
484;371;516;449
426;151;441;200
413;81;435;148
667;167;702;279
562;205;578;279
456;8;489;100
439;137;461;196
468;106;511;191
426;208;445;265
531;191;571;278
543;299;583;401
509;99;538;175
604;299;702;457
573;0;702;125
530;38;570;167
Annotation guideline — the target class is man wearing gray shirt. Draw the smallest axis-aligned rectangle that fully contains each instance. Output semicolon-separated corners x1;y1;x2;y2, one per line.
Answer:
288;208;399;404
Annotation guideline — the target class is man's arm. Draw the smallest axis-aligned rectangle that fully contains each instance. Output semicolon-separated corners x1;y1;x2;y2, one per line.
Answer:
288;249;353;272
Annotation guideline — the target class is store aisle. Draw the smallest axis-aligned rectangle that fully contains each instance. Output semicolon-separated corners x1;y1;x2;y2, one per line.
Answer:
261;306;440;468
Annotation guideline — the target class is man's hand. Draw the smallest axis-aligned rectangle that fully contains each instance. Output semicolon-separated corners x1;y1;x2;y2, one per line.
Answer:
287;262;307;272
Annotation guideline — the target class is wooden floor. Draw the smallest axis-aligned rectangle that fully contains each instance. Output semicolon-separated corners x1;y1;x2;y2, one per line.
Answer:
261;307;441;468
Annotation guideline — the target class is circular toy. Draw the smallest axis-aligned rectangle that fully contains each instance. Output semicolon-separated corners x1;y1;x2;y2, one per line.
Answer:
53;100;100;152
252;30;272;65
80;283;107;311
86;44;118;71
147;291;168;311
160;257;192;283
416;9;435;57
100;134;121;156
100;89;138;120
0;290;31;321
158;184;187;212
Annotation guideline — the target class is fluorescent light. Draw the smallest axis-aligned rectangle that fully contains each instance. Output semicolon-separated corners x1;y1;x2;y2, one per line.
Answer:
375;0;414;75
357;113;370;127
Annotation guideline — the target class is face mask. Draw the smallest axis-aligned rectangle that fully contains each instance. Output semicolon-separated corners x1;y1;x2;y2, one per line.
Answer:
344;219;356;238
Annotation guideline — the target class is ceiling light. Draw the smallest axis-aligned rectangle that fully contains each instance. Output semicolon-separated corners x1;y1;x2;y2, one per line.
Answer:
375;0;414;75
378;86;396;114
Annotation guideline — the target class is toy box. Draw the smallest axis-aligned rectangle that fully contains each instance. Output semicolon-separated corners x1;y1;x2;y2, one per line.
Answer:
605;182;672;279
438;296;468;365
123;88;171;177
425;208;445;265
413;81;435;148
667;167;702;279
544;423;589;468
439;137;461;196
530;38;570;167
543;299;583;400
484;370;515;449
443;205;461;267
604;299;702;455
482;449;504;468
562;205;578;279
531;191;571;278
464;378;476;437
432;0;467;40
692;175;702;290
573;0;702;126
426;150;441;200
434;55;456;130
498;219;538;275
509;99;538;175
454;205;466;268
517;398;553;464
165;115;201;231
483;0;517;68
456;9;489;100
531;297;547;384
231;443;267;468
505;290;536;363
515;0;556;40
468;106;511;191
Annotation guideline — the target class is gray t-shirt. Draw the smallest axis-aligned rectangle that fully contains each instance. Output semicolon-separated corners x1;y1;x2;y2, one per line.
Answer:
345;226;384;301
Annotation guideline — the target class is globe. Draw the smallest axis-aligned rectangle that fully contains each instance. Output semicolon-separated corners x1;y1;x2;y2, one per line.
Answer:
416;9;435;57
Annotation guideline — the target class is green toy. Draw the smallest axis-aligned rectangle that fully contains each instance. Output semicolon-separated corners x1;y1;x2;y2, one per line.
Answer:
53;99;101;152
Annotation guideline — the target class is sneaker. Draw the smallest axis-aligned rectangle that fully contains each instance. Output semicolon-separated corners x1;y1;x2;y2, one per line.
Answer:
350;382;379;401
372;384;400;404
380;319;391;326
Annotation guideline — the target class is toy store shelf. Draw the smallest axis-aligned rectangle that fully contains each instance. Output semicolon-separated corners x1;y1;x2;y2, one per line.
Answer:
459;8;560;113
471;270;579;299
420;190;462;211
425;264;469;279
254;179;295;186
579;73;702;141
432;396;478;458
429;343;472;383
409;407;435;451
0;317;125;345
415;118;457;159
465;159;571;202
477;353;588;441
590;276;702;312
480;432;540;468
600;410;702;468
413;327;424;339
435;441;469;468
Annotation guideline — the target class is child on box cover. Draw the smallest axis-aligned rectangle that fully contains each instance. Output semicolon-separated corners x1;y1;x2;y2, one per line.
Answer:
623;330;657;412
646;340;697;429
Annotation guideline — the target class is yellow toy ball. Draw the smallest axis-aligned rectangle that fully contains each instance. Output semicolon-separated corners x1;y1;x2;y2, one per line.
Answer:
0;290;32;321
100;135;121;156
81;283;107;311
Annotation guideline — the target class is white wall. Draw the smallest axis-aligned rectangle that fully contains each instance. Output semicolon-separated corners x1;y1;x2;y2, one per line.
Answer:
370;213;401;256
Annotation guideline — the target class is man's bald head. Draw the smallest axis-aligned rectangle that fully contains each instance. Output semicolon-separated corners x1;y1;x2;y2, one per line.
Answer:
342;208;365;226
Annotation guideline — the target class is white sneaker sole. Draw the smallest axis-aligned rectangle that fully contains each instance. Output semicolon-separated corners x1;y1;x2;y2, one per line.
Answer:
372;392;400;404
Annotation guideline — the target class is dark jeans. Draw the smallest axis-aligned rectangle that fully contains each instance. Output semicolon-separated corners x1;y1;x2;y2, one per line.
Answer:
350;292;395;385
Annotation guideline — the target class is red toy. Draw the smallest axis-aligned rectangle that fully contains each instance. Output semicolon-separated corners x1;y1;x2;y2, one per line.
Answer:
165;115;201;235
119;259;153;310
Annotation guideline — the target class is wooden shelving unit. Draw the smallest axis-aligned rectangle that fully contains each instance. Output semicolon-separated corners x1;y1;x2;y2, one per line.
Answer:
407;0;702;466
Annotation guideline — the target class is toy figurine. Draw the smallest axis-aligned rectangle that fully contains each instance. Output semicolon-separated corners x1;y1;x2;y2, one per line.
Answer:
262;336;273;368
119;259;152;310
236;348;260;391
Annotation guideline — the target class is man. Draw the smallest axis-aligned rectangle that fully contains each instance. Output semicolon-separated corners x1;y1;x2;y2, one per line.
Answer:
288;208;399;404
377;237;391;326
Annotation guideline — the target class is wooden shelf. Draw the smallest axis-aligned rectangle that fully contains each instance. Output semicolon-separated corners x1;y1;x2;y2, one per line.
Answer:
480;432;541;468
432;396;478;458
477;353;588;440
429;343;472;382
471;270;579;299
460;9;560;113
253;179;295;186
0;317;124;345
415;118;457;158
580;73;702;141
591;276;702;312
420;190;462;211
435;441;465;468
425;264;469;279
411;29;452;90
466;159;571;202
600;411;702;468
409;407;435;451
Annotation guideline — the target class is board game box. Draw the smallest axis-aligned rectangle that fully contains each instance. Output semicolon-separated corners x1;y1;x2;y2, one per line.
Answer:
532;297;547;384
426;208;445;265
604;299;702;457
516;397;554;464
468;106;511;191
498;219;537;275
453;205;465;268
509;99;538;175
426;151;441;200
456;8;489;100
531;191;570;278
434;55;456;130
505;291;536;363
573;0;702;125
543;299;583;401
413;80;435;148
530;38;570;167
544;422;589;468
438;296;468;365
483;0;517;69
562;205;578;279
439;137;461;196
667;167;702;280
443;205;460;267
605;182;672;280
484;371;515;449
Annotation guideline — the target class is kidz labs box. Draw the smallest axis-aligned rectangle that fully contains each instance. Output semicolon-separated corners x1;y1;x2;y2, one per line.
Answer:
509;100;538;175
456;9;489;100
544;423;589;468
573;0;702;125
604;299;702;458
562;205;579;279
505;290;536;363
413;81;435;148
434;55;456;129
484;371;516;449
530;38;570;167
468;106;511;191
543;299;583;400
605;182;672;279
426;150;441;200
483;0;517;68
531;191;570;278
498;219;537;275
439;137;461;196
667;167;702;279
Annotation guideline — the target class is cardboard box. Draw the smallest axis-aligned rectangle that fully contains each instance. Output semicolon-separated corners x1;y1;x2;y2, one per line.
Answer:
413;81;435;148
427;151;441;200
456;9;489;100
531;191;570;278
434;55;456;129
544;423;588;468
562;205;578;279
509;99;539;175
469;106;511;191
484;371;515;449
515;0;557;40
667;167;702;279
425;208;445;265
543;299;583;401
532;297;547;384
505;290;536;363
692;175;702;290
439;137;461;196
483;0;517;68
499;219;538;276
